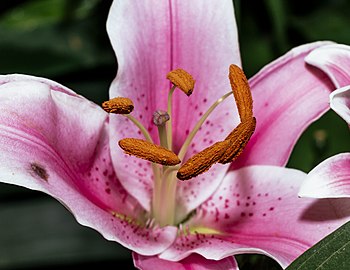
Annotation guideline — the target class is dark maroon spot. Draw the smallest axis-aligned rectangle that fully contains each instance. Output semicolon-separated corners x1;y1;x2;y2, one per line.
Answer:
245;203;250;207
269;207;275;211
240;212;246;217
224;213;230;219
278;197;282;201
185;129;190;135
257;193;261;197
103;170;108;176
236;200;240;206
105;188;111;194
30;163;49;181
252;202;256;206
263;213;267;217
248;213;254;217
203;98;207;103
265;193;269;197
95;167;99;171
247;196;251;200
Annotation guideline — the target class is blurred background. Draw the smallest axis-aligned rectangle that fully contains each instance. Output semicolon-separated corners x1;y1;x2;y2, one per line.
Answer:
0;0;349;269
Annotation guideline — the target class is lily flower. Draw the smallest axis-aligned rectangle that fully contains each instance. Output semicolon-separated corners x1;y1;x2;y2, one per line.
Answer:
299;45;350;198
1;1;350;270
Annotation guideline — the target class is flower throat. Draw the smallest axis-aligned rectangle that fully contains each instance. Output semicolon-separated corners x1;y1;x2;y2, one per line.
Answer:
102;64;256;227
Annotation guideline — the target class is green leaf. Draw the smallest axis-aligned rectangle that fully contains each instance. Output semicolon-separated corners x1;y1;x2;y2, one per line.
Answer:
286;221;350;270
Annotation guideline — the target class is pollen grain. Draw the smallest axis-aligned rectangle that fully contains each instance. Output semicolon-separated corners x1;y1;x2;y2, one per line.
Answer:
167;68;195;96
219;117;256;164
102;97;134;114
119;138;181;166
177;140;230;181
229;64;253;121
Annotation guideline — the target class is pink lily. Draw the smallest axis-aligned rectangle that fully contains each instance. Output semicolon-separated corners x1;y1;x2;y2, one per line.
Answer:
299;45;350;198
1;1;350;270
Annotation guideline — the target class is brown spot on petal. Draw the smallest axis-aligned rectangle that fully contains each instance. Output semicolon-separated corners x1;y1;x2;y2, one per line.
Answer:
167;68;195;96
219;117;256;164
119;138;180;166
229;64;253;121
177;140;230;181
102;97;134;114
30;163;49;181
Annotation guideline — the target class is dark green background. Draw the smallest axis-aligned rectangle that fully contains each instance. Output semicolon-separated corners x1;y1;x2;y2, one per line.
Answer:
0;1;349;269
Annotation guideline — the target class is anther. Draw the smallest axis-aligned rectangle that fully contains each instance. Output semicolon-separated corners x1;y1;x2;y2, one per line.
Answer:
102;97;134;114
167;69;195;96
177;140;230;181
229;64;253;121
153;110;170;126
119;138;181;166
219;117;256;164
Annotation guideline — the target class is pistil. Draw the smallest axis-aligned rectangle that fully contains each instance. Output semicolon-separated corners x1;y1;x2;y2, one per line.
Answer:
153;110;170;149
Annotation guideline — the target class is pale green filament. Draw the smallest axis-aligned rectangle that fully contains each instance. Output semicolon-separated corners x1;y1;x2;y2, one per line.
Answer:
166;85;176;150
124;114;153;143
157;124;168;149
178;91;233;160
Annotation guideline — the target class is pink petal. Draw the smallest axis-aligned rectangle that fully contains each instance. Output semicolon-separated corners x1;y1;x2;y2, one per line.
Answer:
107;0;241;212
330;86;350;124
133;253;239;270
0;76;177;255
305;44;350;88
231;42;335;169
299;153;350;198
160;166;350;268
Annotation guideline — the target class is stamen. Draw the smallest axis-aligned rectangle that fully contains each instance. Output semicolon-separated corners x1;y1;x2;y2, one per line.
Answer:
119;138;181;166
102;97;134;114
219;117;256;164
229;64;253;121
167;68;195;96
177;65;256;180
177;140;230;180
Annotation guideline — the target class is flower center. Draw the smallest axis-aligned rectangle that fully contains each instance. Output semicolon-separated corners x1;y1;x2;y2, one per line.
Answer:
102;65;255;227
